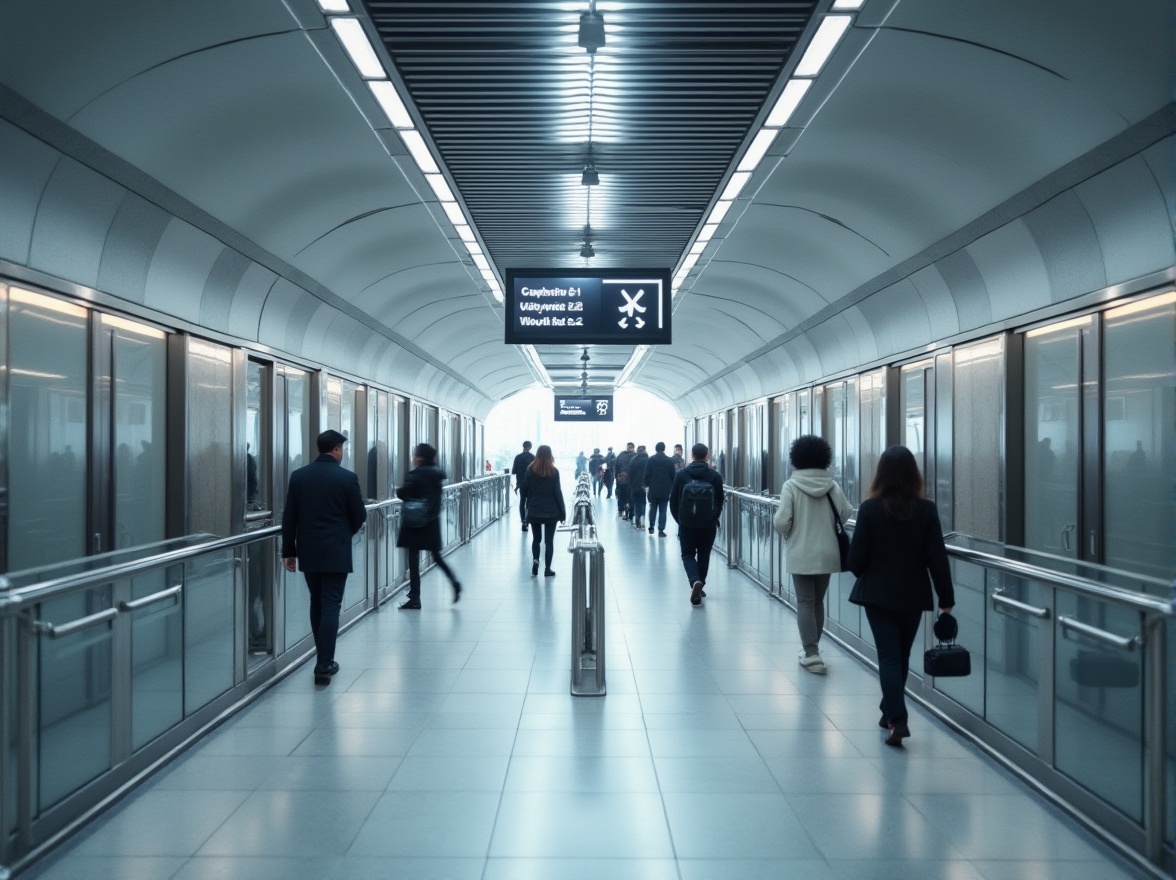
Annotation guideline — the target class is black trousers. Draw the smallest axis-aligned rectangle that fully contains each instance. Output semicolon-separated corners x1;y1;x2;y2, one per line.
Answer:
407;549;459;601
630;488;647;522
677;525;716;586
530;518;558;568
864;605;924;726
304;571;347;671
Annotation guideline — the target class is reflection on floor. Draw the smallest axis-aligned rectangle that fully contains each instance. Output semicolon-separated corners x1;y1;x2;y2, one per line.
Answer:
26;503;1152;880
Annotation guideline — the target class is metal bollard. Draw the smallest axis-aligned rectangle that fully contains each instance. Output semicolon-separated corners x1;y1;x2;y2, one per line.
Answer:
569;524;605;696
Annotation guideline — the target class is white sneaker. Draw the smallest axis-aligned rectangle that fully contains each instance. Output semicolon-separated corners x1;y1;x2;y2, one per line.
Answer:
798;650;827;674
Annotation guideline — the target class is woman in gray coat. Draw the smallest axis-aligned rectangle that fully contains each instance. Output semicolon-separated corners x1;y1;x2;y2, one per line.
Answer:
773;435;853;675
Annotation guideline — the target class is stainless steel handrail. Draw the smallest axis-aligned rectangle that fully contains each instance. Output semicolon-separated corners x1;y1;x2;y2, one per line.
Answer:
992;590;1052;619
119;584;183;613
31;608;118;639
1058;615;1142;652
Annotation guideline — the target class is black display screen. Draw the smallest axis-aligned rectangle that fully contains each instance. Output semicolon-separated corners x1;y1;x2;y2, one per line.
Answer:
553;395;614;422
504;269;672;345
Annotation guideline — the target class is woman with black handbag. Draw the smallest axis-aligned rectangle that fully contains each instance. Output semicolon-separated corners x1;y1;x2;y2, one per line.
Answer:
848;445;953;746
520;444;566;577
396;443;462;610
773;435;854;675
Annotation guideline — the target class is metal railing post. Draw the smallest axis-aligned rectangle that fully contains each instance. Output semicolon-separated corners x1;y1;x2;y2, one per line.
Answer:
569;475;605;696
1143;611;1167;864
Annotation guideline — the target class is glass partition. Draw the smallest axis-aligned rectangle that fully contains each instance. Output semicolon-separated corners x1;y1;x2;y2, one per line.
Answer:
183;550;236;710
129;567;184;749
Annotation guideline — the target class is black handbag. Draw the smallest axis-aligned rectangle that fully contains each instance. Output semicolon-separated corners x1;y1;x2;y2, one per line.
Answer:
401;499;430;529
826;493;850;572
924;642;971;677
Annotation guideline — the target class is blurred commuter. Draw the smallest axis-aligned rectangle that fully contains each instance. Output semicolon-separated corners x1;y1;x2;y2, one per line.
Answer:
671;443;685;471
576;449;587;477
773;435;853;675
600;462;614;498
396;443;462;610
848;445;954;746
521;444;566;577
588;448;605;495
511;441;535;531
644;441;676;536
670;443;724;607
281;430;366;685
628;445;649;529
614;442;635;519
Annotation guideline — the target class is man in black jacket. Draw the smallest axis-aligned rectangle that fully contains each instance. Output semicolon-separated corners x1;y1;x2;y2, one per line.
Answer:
282;430;366;685
670;443;724;607
643;441;677;536
614;442;635;519
627;445;650;529
511;441;535;531
588;448;605;496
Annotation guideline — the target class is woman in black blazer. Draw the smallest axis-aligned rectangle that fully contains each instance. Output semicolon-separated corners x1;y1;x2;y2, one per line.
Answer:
848;446;954;746
521;445;566;576
396;443;462;609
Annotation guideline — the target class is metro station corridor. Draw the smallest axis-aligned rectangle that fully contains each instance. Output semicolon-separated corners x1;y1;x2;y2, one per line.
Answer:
24;504;1150;880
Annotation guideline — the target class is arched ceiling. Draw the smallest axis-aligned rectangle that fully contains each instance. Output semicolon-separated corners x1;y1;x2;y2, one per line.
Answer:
0;0;1171;422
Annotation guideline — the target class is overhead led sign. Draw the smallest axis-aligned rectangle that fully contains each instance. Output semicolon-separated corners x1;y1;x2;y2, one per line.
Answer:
554;395;614;422
505;269;672;345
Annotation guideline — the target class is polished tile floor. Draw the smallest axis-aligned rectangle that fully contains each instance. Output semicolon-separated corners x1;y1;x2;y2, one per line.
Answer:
27;503;1152;880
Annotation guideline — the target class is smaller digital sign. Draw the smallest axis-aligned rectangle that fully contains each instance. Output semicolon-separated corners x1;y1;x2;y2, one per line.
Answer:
505;268;672;345
554;395;614;422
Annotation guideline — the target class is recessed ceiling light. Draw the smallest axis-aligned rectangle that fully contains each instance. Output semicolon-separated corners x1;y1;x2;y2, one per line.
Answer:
795;15;853;77
707;200;733;226
455;225;476;242
317;0;350;11
425;173;454;202
472;253;490;271
465;240;483;257
720;171;752;202
368;81;413;129
400;130;440;174
831;0;866;9
737;128;779;173
330;18;384;79
441;202;465;225
765;79;813;127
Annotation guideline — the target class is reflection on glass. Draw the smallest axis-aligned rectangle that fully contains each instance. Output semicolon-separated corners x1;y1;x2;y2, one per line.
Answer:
38;588;112;808
983;572;1040;751
859;371;885;509
901;364;928;477
284;371;312;647
1053;593;1143;820
1102;294;1175;579
953;338;1003;541
245;361;269;512
130;568;183;748
932;559;984;714
9;289;88;570
188;339;233;538
1024;324;1083;558
112;320;166;551
184;551;236;710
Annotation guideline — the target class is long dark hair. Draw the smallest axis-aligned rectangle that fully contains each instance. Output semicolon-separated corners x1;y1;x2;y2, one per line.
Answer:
529;444;556;478
866;445;923;520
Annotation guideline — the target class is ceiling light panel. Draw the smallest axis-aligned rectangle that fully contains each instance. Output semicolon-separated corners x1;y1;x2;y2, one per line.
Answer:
368;80;413;128
317;0;350;11
794;15;852;77
708;200;733;225
831;0;866;9
765;79;812;127
720;171;752;202
737;128;779;173
441;202;466;225
399;130;440;174
330;18;385;79
425;173;455;202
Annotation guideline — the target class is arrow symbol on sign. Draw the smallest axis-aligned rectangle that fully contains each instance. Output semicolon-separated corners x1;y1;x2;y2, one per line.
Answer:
618;317;628;329
636;317;645;329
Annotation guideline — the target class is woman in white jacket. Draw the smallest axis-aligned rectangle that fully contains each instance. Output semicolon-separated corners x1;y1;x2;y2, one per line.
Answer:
773;435;853;674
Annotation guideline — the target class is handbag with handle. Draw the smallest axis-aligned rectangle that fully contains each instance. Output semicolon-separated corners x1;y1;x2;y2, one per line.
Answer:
825;493;850;572
924;612;971;677
401;498;430;529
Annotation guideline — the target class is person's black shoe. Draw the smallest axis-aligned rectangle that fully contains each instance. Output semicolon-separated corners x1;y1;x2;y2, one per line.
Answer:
884;722;910;747
690;580;704;606
878;715;890;730
544;568;556;577
452;582;462;603
658;530;667;537
648;526;654;534
313;660;339;686
314;671;331;686
532;559;539;576
398;599;422;610
521;523;529;532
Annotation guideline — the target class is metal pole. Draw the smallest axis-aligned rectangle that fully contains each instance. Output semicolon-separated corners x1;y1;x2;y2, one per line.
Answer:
1143;612;1167;866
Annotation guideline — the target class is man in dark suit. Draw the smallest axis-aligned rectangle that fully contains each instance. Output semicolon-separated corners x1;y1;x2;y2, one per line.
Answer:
282;429;367;686
511;441;535;531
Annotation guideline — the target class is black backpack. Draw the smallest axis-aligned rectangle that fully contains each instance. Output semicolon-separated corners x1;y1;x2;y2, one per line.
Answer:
678;476;716;528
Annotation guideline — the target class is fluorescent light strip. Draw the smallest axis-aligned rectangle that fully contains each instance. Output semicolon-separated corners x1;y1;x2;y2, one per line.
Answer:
795;15;853;77
368;80;413;129
679;252;700;273
737;128;779;173
480;269;496;282
441;202;465;225
720;171;751;202
765;78;812;127
696;223;719;245
424;173;454;202
455;225;476;242
688;241;706;255
707;200;732;225
465;240;483;257
399;130;440;174
330;18;384;79
831;0;866;9
472;253;490;271
490;286;504;303
317;0;350;11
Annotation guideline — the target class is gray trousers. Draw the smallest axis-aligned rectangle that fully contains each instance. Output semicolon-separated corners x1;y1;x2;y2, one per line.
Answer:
792;573;831;657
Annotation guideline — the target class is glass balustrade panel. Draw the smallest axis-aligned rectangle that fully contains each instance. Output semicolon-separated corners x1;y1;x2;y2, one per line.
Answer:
183;550;236;711
129;567;183;749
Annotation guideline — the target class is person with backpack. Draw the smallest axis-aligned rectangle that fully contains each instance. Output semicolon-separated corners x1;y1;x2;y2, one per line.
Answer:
670;442;724;607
